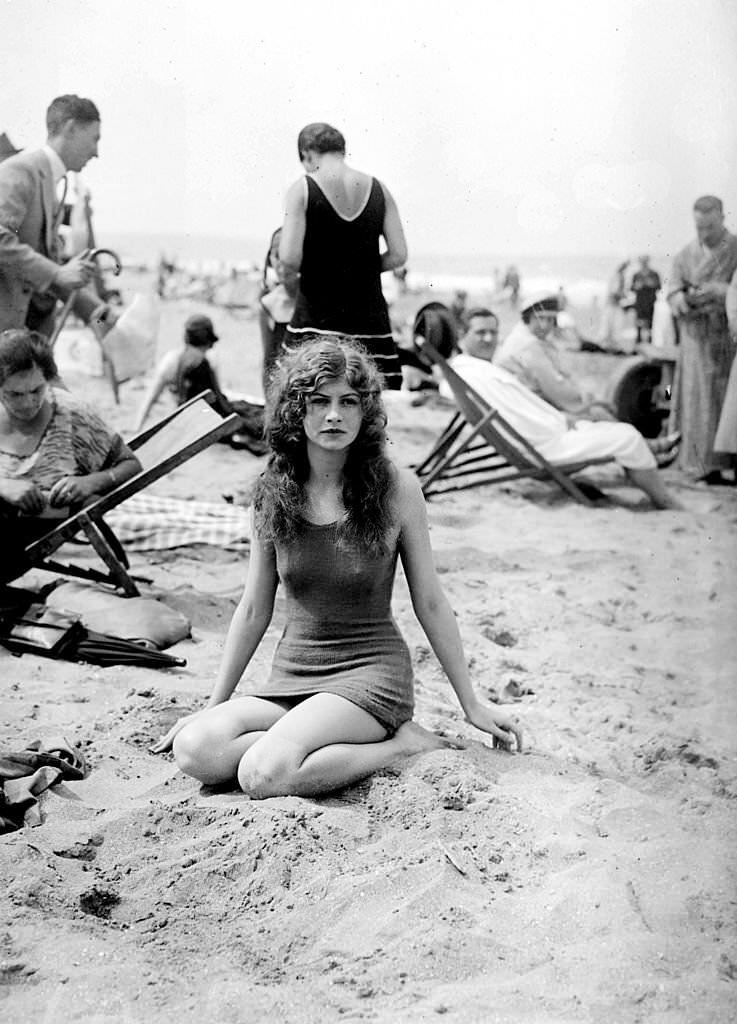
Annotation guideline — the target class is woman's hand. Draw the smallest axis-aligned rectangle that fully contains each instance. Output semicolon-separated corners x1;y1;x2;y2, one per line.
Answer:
47;474;96;509
0;478;47;515
150;709;206;754
465;702;524;753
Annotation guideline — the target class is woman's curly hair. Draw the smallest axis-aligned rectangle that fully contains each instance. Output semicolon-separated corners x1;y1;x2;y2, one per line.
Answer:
253;336;393;552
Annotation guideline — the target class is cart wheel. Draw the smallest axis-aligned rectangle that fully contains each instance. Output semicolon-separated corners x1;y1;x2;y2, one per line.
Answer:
604;356;667;438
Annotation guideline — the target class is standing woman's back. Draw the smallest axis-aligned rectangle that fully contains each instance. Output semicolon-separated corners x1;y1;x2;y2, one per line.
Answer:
280;123;408;390
295;174;388;337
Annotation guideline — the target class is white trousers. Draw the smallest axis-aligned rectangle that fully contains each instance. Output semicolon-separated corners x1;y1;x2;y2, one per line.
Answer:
538;420;656;471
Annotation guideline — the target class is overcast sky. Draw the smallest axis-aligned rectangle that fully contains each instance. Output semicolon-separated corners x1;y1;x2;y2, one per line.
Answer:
2;0;735;258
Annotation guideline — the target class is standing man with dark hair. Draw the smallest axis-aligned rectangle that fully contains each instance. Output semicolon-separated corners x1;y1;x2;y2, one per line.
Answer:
668;196;737;483
630;255;661;346
279;122;408;390
0;94;115;339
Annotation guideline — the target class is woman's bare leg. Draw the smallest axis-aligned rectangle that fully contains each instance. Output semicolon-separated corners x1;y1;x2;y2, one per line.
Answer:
237;693;448;798
173;696;292;785
627;467;684;510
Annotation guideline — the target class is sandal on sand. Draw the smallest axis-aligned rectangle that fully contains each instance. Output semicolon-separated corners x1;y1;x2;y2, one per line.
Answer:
25;737;87;781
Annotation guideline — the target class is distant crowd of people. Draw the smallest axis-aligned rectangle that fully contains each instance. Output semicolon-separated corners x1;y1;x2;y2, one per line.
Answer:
1;93;735;798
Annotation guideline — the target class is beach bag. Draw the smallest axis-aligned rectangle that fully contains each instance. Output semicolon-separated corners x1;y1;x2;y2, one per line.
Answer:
102;292;160;382
47;581;191;650
54;326;106;378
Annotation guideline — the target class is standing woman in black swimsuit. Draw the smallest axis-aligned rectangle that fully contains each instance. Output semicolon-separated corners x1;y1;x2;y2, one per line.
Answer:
279;123;408;390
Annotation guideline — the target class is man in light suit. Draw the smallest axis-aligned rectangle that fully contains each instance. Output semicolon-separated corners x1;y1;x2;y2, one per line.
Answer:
0;94;114;338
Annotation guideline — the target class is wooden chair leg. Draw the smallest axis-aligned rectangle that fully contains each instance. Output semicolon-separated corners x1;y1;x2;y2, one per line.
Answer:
420;410;497;492
77;512;140;596
415;413;464;477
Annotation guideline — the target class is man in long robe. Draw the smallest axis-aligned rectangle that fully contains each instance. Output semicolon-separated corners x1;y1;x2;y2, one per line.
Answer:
668;196;737;483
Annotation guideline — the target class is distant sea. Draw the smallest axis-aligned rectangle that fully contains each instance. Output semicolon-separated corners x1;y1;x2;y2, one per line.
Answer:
105;231;673;305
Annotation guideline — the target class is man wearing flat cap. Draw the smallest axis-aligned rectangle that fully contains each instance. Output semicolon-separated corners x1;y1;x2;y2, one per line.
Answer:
495;292;680;461
494;292;608;417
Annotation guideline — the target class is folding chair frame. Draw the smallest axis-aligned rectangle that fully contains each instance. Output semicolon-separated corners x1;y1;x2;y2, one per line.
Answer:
416;342;615;506
23;390;241;596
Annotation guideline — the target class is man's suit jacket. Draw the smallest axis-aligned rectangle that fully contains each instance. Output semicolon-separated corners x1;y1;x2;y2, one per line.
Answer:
0;147;97;334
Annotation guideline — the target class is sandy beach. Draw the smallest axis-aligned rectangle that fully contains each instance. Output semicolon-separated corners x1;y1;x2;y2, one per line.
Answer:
2;284;736;1023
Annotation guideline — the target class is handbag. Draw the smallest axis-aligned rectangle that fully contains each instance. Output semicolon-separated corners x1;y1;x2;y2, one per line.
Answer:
0;603;85;659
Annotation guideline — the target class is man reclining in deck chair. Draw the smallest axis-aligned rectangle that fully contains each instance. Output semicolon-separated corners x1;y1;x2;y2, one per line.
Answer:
495;292;681;455
439;308;682;510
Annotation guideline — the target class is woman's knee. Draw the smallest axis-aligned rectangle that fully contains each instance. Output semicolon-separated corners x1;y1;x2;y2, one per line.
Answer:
237;743;298;799
173;723;218;781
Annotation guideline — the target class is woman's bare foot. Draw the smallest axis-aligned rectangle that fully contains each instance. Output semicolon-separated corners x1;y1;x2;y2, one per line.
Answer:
395;720;458;757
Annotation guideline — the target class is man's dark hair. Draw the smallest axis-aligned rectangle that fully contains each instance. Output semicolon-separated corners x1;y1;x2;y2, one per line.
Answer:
46;95;100;136
297;123;346;159
693;195;723;215
466;306;498;324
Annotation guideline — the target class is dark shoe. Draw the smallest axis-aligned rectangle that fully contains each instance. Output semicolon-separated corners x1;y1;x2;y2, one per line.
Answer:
229;432;269;456
698;470;727;486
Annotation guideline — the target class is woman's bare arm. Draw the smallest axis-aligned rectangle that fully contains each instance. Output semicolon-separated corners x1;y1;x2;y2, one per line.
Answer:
395;468;522;750
133;351;179;432
152;515;279;753
279;179;307;298
379;183;408;272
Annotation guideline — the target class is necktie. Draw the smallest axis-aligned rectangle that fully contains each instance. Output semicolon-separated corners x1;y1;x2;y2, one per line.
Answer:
54;175;69;231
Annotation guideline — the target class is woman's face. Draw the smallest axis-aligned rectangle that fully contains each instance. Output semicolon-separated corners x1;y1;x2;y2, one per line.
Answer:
303;375;363;452
0;366;49;423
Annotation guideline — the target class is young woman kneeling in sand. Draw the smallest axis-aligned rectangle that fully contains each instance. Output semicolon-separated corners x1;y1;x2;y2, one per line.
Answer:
153;337;522;796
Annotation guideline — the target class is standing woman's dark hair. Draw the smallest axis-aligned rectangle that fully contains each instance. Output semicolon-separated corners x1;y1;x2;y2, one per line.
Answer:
0;329;58;386
255;337;392;552
296;123;346;158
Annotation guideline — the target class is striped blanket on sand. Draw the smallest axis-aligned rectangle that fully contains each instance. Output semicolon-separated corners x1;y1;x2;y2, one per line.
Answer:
104;495;251;551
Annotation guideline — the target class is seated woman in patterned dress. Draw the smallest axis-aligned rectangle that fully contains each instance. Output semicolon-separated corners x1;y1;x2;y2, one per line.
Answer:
0;328;141;583
153;337;522;798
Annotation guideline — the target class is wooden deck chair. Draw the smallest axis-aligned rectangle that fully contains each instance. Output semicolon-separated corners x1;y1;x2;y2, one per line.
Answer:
23;391;241;596
416;342;615;506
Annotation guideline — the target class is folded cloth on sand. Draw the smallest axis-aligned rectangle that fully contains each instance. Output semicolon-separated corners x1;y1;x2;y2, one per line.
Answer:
105;494;251;551
47;580;190;650
0;736;87;833
0;737;87;782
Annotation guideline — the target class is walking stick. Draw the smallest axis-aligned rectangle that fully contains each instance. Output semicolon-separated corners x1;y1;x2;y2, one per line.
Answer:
48;247;123;402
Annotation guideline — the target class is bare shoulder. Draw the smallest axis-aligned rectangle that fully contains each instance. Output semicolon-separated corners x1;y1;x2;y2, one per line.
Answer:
287;176;307;198
156;349;180;380
390;463;425;521
377;179;398;204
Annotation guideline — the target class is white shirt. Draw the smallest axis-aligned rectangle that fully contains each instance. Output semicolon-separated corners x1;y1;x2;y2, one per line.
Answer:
42;144;67;185
445;353;569;448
